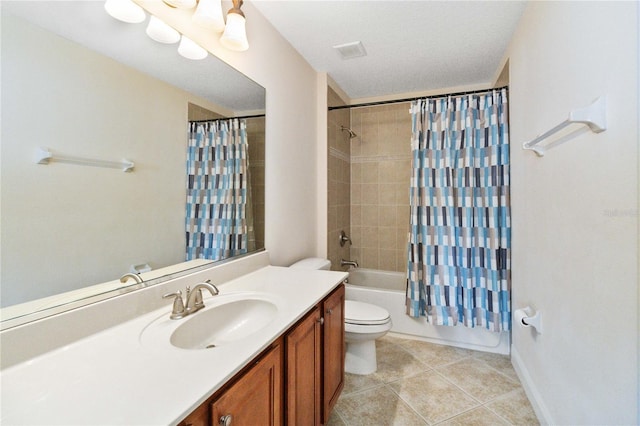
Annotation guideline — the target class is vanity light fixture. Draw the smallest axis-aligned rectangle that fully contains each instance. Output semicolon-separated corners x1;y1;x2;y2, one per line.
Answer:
104;0;146;24
104;0;249;57
158;0;249;51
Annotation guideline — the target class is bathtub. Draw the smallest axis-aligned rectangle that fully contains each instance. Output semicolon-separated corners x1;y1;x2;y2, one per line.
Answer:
345;268;510;355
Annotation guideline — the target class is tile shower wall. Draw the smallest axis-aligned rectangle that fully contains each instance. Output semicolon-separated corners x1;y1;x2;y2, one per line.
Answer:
327;88;351;270
350;103;412;272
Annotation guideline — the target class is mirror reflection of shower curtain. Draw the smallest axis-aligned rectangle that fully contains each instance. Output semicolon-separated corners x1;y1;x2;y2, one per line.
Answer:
405;88;511;332
185;118;255;261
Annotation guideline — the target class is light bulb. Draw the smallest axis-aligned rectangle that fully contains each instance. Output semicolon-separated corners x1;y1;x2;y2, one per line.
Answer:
146;16;180;44
220;12;249;51
178;36;208;60
104;0;146;24
193;0;225;32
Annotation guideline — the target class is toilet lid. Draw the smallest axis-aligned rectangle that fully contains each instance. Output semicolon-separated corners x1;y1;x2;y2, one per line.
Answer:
345;300;391;325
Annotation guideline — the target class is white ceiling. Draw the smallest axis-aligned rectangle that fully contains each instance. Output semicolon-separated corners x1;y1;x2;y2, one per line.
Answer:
4;1;526;109
252;0;527;100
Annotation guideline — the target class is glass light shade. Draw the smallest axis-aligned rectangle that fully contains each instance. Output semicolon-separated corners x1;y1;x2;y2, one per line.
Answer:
192;0;225;32
178;35;208;60
162;0;197;9
146;16;180;44
104;0;146;24
220;12;249;51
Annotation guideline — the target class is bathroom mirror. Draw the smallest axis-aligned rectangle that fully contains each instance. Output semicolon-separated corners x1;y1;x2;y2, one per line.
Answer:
0;1;266;328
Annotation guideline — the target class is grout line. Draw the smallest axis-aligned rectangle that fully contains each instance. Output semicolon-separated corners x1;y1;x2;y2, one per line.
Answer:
331;407;348;426
339;381;387;398
482;399;518;426
431;405;487;426
431;367;486;405
381;382;430;425
351;154;412;163
473;357;521;385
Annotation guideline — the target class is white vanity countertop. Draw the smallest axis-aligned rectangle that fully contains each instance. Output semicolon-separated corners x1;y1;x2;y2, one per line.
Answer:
0;266;347;425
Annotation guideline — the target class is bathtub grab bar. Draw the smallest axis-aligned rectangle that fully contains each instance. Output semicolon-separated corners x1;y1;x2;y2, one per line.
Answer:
522;96;606;157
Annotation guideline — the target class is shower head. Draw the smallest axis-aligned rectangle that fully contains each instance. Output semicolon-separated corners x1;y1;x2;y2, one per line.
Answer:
340;125;357;139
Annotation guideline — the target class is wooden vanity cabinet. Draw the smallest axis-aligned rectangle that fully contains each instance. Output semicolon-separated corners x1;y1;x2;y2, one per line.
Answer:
285;284;345;425
210;344;282;426
178;284;345;426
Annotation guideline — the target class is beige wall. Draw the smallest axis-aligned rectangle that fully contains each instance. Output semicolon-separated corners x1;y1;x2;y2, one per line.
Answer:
350;103;412;272
507;1;639;423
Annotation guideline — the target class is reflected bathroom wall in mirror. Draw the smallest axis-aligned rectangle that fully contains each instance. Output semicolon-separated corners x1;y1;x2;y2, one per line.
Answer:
0;1;266;327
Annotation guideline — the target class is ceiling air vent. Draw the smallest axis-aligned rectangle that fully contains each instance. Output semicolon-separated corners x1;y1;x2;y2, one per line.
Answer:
333;41;367;60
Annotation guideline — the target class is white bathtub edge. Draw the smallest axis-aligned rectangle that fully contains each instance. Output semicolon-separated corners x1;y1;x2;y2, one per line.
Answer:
346;283;510;355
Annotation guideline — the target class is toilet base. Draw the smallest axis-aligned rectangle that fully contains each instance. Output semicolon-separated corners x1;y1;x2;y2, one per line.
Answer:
345;339;377;375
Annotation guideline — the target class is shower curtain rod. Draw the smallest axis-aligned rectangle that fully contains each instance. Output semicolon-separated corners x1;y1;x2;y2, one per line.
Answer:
328;86;508;111
191;113;265;123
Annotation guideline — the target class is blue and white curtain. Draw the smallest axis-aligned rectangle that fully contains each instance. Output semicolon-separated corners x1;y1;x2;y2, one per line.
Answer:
405;88;511;332
186;119;249;261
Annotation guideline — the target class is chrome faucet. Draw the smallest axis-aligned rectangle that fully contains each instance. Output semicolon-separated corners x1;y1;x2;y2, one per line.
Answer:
340;259;359;268
163;280;220;320
119;272;143;284
185;280;220;314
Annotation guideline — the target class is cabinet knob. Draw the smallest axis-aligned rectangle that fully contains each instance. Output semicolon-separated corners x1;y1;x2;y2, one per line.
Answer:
219;414;232;426
326;308;333;314
317;317;325;325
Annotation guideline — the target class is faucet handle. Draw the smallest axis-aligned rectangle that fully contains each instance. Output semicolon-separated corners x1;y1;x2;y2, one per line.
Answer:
162;290;186;320
194;288;204;310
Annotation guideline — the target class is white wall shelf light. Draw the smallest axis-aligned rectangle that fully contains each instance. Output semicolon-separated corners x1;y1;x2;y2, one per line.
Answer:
36;147;135;172
522;96;607;157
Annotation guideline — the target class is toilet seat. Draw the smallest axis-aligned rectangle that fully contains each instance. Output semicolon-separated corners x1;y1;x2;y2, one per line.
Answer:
345;300;391;326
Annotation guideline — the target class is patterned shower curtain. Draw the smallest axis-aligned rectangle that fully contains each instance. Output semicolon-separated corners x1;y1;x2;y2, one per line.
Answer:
185;118;250;261
405;88;511;332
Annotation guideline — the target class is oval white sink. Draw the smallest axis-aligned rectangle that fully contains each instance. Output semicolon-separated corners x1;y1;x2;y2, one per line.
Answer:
169;298;278;350
139;291;284;352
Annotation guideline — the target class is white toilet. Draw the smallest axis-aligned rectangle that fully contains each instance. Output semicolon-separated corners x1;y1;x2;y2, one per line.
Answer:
290;258;392;375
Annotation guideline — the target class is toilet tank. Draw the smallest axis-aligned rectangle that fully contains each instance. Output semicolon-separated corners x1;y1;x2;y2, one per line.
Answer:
289;257;331;271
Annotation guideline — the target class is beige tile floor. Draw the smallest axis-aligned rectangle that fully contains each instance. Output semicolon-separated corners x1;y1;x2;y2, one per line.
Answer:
328;335;539;426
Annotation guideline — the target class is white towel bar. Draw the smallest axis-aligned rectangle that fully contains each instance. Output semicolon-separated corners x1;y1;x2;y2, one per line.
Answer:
36;147;135;172
522;96;606;157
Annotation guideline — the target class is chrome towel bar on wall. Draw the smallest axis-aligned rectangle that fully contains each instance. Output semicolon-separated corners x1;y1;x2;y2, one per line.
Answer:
522;96;607;157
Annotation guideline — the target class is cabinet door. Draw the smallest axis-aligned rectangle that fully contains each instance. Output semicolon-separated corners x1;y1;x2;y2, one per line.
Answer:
210;344;282;426
285;306;322;426
178;402;208;426
322;284;345;423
